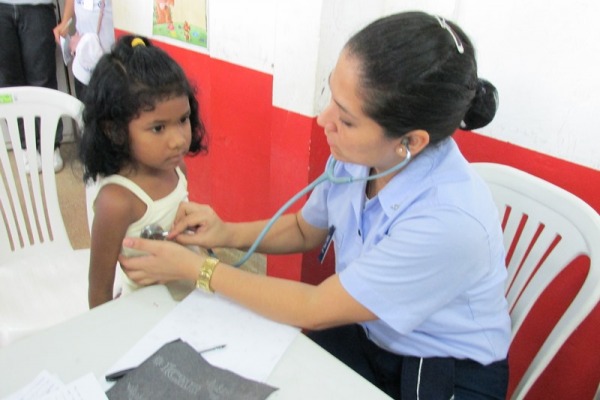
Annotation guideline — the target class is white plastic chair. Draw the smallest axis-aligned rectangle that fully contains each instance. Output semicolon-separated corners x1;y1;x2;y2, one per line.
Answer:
472;162;600;399
0;86;90;347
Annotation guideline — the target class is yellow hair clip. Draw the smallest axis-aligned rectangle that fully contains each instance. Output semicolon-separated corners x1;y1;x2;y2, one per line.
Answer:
131;38;146;48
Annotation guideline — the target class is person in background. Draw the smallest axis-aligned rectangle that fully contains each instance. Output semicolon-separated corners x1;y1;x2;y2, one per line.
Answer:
0;0;64;172
119;12;510;399
54;0;114;101
79;35;207;308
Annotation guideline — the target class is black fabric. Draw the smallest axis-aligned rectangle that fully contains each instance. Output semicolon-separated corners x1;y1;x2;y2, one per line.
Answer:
74;77;87;102
308;324;508;399
0;4;58;89
106;340;278;400
400;356;455;400
1;3;63;148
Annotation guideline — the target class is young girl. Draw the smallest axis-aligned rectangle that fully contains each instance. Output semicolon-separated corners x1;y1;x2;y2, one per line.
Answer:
79;35;207;308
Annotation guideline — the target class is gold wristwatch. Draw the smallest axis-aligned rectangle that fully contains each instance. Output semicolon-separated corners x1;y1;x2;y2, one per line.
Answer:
196;257;220;293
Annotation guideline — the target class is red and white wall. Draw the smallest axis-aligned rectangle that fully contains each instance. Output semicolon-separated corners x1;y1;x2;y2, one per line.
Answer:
114;1;599;398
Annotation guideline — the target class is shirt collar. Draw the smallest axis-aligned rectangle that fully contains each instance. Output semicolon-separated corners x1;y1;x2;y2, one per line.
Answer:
377;138;456;216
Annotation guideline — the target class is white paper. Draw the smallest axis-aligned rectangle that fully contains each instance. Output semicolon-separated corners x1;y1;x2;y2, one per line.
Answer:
2;370;64;400
38;374;107;400
3;372;107;400
105;291;299;383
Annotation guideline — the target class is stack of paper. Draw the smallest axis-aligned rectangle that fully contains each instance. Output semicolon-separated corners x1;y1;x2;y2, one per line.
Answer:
104;290;300;384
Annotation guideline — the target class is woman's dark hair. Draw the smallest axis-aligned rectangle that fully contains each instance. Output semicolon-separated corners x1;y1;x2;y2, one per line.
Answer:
79;35;207;182
345;11;498;144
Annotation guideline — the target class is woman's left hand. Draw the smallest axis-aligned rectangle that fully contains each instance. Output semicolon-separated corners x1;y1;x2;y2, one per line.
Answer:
119;237;203;286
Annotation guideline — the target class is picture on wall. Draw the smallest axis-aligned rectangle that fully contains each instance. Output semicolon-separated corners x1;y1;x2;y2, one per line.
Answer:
153;0;207;50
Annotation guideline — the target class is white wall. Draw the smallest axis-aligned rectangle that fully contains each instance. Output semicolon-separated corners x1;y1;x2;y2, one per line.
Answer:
114;0;277;72
113;0;600;170
273;0;600;169
113;0;153;38
452;0;600;170
209;0;277;73
271;0;324;115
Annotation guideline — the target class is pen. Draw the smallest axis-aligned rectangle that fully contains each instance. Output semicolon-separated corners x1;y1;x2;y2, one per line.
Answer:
104;343;227;381
199;343;227;353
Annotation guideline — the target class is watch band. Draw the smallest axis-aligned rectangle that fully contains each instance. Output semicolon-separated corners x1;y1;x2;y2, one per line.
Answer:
196;257;220;293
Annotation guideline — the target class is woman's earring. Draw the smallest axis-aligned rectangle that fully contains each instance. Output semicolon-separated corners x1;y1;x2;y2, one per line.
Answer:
396;147;404;156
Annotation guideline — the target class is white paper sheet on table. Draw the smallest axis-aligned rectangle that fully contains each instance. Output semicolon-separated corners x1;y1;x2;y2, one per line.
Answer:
3;371;107;400
105;290;300;383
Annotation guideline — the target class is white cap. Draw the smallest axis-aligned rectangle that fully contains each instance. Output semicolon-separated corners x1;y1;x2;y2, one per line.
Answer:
72;33;104;85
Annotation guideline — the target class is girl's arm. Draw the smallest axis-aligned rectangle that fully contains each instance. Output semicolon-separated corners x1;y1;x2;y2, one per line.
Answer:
120;239;377;329
88;185;139;308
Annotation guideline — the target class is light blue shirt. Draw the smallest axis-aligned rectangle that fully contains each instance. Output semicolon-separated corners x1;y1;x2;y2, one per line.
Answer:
302;138;511;364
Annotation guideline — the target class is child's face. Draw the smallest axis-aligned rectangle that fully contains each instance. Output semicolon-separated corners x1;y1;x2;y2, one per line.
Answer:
128;95;192;173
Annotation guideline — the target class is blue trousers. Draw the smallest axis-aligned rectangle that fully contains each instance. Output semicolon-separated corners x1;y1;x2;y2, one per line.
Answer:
308;324;508;400
0;2;62;147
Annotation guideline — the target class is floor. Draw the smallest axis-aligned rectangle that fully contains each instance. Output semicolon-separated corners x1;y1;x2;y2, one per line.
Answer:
56;141;90;249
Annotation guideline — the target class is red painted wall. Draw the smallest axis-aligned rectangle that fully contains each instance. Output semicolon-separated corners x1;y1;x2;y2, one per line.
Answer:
118;31;600;399
453;130;600;214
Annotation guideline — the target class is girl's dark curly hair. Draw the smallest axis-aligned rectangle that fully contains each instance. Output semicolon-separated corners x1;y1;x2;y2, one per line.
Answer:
79;35;207;182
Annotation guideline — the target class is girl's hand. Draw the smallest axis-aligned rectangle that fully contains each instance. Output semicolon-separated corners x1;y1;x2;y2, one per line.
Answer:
119;237;203;286
168;202;231;248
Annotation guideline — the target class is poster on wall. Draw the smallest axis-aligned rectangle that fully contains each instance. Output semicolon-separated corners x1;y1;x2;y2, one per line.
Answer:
153;0;208;51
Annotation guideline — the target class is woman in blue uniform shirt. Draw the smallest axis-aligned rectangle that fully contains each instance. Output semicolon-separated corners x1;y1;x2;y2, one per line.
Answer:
120;11;511;399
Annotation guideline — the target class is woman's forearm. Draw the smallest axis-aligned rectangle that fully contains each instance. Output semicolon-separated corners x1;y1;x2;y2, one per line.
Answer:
228;213;327;254
119;237;375;329
206;260;375;330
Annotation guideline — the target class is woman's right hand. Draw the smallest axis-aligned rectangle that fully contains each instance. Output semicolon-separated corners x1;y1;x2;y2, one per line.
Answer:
168;202;232;249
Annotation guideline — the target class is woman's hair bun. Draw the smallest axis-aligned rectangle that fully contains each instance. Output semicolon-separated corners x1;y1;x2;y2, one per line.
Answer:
460;79;499;131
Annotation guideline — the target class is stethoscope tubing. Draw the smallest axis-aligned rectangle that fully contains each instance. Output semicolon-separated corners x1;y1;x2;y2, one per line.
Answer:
232;148;412;267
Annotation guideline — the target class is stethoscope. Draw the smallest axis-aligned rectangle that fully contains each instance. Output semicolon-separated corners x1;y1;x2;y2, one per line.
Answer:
231;142;412;266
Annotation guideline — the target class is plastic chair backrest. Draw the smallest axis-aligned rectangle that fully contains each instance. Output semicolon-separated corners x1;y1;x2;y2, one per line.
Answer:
472;162;600;399
0;86;84;263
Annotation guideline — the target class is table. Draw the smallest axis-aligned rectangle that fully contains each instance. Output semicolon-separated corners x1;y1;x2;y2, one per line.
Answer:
0;284;391;399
